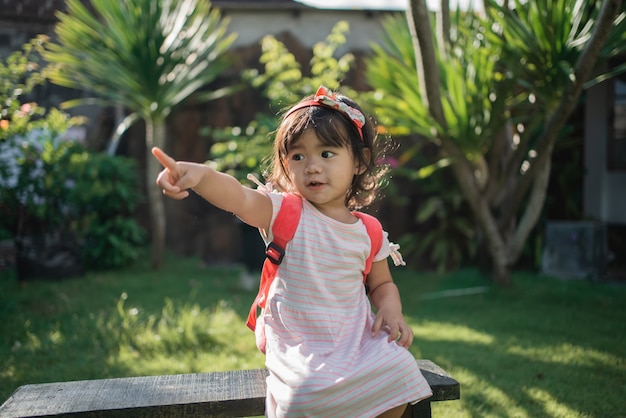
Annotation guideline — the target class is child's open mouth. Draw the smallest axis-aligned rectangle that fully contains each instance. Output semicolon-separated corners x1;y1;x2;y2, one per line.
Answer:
307;181;324;189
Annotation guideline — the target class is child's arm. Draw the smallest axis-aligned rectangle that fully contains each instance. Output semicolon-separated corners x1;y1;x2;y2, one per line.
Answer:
367;260;413;348
152;147;272;231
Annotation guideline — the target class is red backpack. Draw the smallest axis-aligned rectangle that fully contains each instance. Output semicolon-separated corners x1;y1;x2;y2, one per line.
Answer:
246;194;383;338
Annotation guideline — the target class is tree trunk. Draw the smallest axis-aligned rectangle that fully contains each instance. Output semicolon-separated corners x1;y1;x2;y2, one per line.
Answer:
145;117;167;269
444;140;512;285
439;0;450;46
488;0;621;280
405;0;623;284
499;0;622;230
492;257;510;287
407;0;512;284
509;150;553;263
407;0;446;126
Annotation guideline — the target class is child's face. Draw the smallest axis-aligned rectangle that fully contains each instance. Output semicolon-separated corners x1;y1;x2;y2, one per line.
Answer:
285;128;361;213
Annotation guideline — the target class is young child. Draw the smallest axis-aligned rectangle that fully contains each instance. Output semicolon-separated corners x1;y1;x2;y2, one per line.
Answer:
152;86;432;417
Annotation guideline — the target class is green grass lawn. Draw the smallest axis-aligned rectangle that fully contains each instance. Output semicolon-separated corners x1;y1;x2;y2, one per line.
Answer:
1;255;625;417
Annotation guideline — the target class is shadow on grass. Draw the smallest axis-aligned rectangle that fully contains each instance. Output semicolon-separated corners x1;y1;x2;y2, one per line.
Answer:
396;269;626;418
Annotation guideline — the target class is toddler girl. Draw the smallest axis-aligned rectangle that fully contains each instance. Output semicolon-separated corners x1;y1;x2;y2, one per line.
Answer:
152;85;432;417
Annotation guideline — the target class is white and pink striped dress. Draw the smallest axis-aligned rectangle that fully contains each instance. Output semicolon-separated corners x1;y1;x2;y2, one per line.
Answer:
259;192;432;417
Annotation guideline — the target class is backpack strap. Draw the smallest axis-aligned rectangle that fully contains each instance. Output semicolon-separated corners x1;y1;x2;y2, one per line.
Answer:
246;193;302;331
353;211;383;289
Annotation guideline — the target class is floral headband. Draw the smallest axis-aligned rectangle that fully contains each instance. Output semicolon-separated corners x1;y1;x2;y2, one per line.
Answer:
284;85;365;140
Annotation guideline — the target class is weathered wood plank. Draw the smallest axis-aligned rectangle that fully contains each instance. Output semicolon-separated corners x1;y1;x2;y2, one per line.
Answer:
416;359;461;402
0;360;459;417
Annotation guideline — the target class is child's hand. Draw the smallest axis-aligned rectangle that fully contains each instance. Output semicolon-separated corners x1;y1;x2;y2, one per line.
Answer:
372;307;414;349
152;147;203;200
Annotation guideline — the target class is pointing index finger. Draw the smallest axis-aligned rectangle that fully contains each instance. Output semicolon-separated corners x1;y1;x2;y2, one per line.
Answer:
152;147;177;170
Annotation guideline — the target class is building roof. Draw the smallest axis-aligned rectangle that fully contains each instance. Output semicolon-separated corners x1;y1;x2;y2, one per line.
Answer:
0;0;69;23
213;0;310;9
0;0;310;24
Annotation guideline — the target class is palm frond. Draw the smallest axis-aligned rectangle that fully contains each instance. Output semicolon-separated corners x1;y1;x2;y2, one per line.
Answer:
367;10;505;152
486;0;626;112
43;0;237;119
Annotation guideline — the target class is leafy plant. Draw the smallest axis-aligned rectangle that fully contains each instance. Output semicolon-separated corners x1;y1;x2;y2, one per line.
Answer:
43;0;238;268
365;0;626;284
366;12;508;146
364;14;486;272
66;153;146;269
208;21;357;182
0;37;85;237
1;132;146;270
0;37;75;142
0;38;145;271
205;113;278;182
396;165;477;273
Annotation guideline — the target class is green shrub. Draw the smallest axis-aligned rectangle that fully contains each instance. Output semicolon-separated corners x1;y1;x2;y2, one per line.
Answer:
0;128;83;236
66;152;147;269
0;37;146;271
1;132;146;270
0;37;84;238
0;36;56;141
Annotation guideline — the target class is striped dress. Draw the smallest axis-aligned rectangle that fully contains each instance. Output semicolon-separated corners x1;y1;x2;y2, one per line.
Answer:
259;192;432;417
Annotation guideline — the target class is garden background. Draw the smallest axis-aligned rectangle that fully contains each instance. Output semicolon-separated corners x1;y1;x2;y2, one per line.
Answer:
1;0;626;417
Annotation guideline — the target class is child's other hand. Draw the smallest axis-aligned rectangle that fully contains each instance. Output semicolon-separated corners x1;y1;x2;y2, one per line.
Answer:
152;147;195;200
372;307;414;349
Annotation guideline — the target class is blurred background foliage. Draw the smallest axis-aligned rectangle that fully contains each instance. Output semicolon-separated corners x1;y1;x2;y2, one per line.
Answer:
0;37;146;272
207;21;358;183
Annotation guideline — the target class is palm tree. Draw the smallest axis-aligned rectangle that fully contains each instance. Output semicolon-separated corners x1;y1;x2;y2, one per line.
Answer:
366;0;626;284
43;0;237;268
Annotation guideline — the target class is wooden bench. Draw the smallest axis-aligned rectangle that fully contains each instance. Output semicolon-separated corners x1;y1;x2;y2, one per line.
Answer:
0;360;459;417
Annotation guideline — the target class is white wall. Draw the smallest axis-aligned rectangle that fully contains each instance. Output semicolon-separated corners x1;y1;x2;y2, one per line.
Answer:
222;9;394;53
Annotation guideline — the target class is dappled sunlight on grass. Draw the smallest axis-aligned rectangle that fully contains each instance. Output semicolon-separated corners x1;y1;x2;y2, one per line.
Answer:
507;342;625;369
401;269;626;418
2;262;625;417
525;387;582;418
413;321;495;345
103;295;266;376
430;363;597;418
450;367;528;418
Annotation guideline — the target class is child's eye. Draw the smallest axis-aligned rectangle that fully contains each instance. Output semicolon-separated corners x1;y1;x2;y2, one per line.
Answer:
291;153;304;161
321;151;334;158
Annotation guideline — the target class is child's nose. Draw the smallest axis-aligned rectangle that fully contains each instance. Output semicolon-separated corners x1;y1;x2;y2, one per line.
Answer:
304;159;322;174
